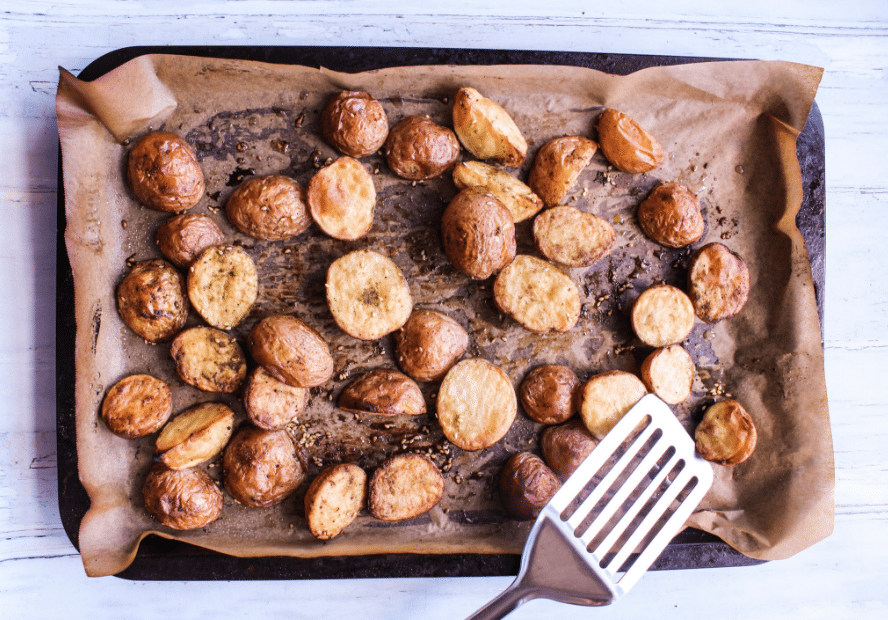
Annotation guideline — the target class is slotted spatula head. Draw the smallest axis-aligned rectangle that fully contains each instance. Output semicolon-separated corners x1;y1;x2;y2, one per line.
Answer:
466;394;714;620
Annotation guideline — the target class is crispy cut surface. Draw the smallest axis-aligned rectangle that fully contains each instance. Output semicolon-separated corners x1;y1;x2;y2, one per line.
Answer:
493;254;581;333
384;115;460;180
695;399;758;465
541;419;598;480
527;135;598;207
223;427;308;508
126;131;205;213
142;464;223;530
533;205;615;267
243;366;309;430
101;374;172;439
596;108;665;174
452;160;544;222
326;249;413;340
368;454;444;521
687;242;751;323
226;174;311;241
436;358;517;451
307;157;376;240
155;213;225;268
451;87;527;166
170;326;247;393
637;182;705;248
631;284;696;347
187;245;258;330
579;371;647;440
247;314;334;388
394;309;469;382
640;345;695;404
441;187;516;280
498;452;561;521
519;364;580;425
338;369;426;416
305;464;368;540
321;90;389;158
155;402;235;470
116;259;189;343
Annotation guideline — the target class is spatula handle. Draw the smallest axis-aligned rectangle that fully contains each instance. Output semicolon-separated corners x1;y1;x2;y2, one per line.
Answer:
464;580;535;620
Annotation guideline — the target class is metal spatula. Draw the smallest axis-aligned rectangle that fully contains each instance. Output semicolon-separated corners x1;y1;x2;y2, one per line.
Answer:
466;394;713;620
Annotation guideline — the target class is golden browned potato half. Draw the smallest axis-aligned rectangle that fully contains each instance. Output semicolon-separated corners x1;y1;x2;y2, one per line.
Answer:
452;160;544;223
527;136;598;207
243;366;309;430
437;358;517;451
321;90;389;158
631;284;696;347
541;419;598;480
640;345;695;405
695;399;757;465
225;174;311;241
155;402;235;470
338;369;426;416
579;370;647;440
247;314;334;388
187;244;258;331
493;255;581;333
637;182;705;248
305;463;368;540
223;426;308;508
127;131;205;212
596;108;666;174
687;242;751;324
368;454;444;521
155;213;225;268
101;374;173;439
533;205;616;268
441;187;516;280
451;86;527;167
519;364;580;425
142;463;223;530
393;309;469;382
498;452;561;521
116;259;189;343
325;249;413;340
170;326;248;393
384;115;460;181
307;157;376;240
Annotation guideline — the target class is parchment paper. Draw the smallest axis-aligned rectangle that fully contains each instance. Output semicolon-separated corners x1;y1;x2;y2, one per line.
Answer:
56;54;832;577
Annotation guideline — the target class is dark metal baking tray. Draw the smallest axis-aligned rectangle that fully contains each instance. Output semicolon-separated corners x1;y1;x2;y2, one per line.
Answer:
57;46;825;580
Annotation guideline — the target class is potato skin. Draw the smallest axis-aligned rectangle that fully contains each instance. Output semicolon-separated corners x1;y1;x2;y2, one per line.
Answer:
441;187;516;280
142;464;223;530
247;314;335;388
596;108;665;174
170;326;248;394
541;419;598;480
637;182;705;248
695;399;757;465
528;136;598;207
243;366;309;430
101;374;173;439
393;309;469;382
687;242;751;324
127;131;205;212
155;214;225;268
223;427;308;508
338;369;426;416
116;259;189;343
452;160;544;223
519;365;580;425
498;452;561;521
384;115;460;180
321;90;389;158
226;174;311;241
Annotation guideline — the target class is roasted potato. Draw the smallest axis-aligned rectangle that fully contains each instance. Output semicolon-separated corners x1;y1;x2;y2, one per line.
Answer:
393;309;469;382
225;174;311;241
187;244;258;331
452;160;544;223
637;182;705;248
532;205;615;268
338;369;426;416
596;108;666;174
519;364;580;425
687;242;751;324
695;399;757;465
437;358;517;451
222;426;308;508
384;115;460;181
116;259;189;343
578;371;647;440
307;156;376;240
321;90;389;158
243;366;309;430
498;452;561;521
142;463;223;530
247;314;335;388
451;86;527;166
541;419;598;480
154;402;235;470
640;345;695;405
304;463;368;540
368;454;444;521
493;255;581;333
170;326;248;393
155;213;225;268
527;136;598;207
631;284;696;347
441;187;516;280
127;131;205;212
325;249;413;340
101;374;173;439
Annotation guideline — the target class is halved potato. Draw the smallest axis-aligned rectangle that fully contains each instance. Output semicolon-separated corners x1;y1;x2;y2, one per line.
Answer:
631;284;696;347
393;309;469;383
223;426;308;508
247;314;334;388
170;326;247;393
519;364;580;425
142;464;223;530
368;454;444;521
338;369;426;416
441;187;516;280
596;108;665;174
127;131;204;213
307;156;376;240
101;374;173;439
155;213;225;268
640;345;695;405
155;402;235;470
305;463;368;540
637;182;705;248
695;399;757;465
533;205;615;268
541;419;598;479
452;161;544;223
493;255;581;333
226;174;311;241
527;136;598;207
578;371;647;440
320;90;389;158
188;244;258;330
498;452;561;521
384;115;460;181
243;366;309;430
687;242;751;324
117;259;189;343
452;87;527;167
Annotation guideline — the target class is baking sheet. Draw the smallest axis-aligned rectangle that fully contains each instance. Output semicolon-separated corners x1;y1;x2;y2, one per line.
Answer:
59;46;831;580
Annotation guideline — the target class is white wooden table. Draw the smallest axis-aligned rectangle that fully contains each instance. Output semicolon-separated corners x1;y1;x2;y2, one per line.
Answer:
3;2;887;618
